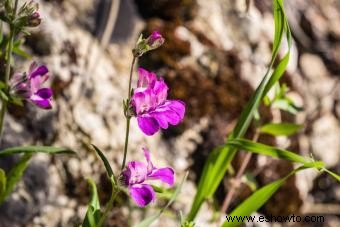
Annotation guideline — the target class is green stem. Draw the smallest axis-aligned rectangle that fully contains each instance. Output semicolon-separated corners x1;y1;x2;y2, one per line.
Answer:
0;0;18;139
97;187;119;227
121;56;136;170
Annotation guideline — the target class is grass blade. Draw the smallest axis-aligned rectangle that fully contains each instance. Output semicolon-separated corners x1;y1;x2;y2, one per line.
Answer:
92;144;114;178
260;123;303;136
82;178;102;227
225;139;324;167
1;154;32;203
0;168;6;202
0;146;75;157
222;166;308;227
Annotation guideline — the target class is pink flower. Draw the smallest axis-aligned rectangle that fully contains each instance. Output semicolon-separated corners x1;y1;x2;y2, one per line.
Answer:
121;148;174;207
131;68;185;136
10;62;53;109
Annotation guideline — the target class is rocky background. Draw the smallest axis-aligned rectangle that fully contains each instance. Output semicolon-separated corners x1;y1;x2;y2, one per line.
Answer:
0;0;339;226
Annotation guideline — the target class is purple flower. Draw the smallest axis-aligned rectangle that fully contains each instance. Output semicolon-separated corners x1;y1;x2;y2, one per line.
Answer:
10;62;53;109
121;148;174;207
131;68;185;136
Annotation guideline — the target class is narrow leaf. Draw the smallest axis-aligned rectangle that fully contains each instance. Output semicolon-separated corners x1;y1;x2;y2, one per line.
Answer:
92;144;114;178
222;166;308;227
225;138;324;168
2;154;32;203
260;123;303;136
0;89;9;101
0;168;6;202
134;172;189;227
323;169;340;182
82;178;102;227
0;146;75;157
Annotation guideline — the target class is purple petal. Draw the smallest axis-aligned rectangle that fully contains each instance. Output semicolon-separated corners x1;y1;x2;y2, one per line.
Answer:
153;79;168;105
129;184;155;207
137;68;156;88
36;88;53;99
132;89;156;115
165;100;186;120
30;95;52;109
125;161;148;185
149;100;185;128
29;64;48;79
29;74;49;94
137;116;160;136
149;31;162;42
148;167;175;186
150;110;171;129
143;148;154;174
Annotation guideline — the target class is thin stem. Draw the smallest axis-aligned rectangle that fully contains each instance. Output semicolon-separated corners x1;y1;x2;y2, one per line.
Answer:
97;187;119;227
0;0;18;140
219;130;260;222
121;56;136;170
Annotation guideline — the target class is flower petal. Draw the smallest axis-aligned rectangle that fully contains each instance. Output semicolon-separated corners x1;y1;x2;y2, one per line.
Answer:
148;167;175;186
36;88;53;99
143;148;153;174
132;89;156;115
137;68;156;88
137;116;160;136
30;94;52;109
125;161;148;185
153;78;168;105
165;100;186;121
149;100;185;128
29;64;48;79
129;184;155;207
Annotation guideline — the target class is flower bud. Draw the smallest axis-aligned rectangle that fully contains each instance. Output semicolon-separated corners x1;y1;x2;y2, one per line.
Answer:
132;31;165;57
146;31;165;50
27;11;41;27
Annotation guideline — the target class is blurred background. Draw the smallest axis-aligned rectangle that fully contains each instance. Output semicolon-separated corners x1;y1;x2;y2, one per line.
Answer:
0;0;339;226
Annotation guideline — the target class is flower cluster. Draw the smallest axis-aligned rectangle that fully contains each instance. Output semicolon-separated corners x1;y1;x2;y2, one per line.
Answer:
121;31;185;207
10;62;53;109
121;148;174;207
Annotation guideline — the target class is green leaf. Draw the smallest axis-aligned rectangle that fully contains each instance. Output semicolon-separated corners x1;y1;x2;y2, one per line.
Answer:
0;81;6;89
222;166;308;227
323;169;340;182
260;123;303;136
1;154;32;203
0;146;75;157
225;138;324;168
272;99;302;114
0;168;6;201
134;172;189;227
241;172;258;191
91;144;114;178
0;89;9;101
9;95;24;106
13;46;32;59
82;178;102;227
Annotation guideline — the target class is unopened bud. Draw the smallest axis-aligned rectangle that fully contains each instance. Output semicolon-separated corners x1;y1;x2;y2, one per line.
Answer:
27;12;41;27
132;31;165;57
146;31;165;49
